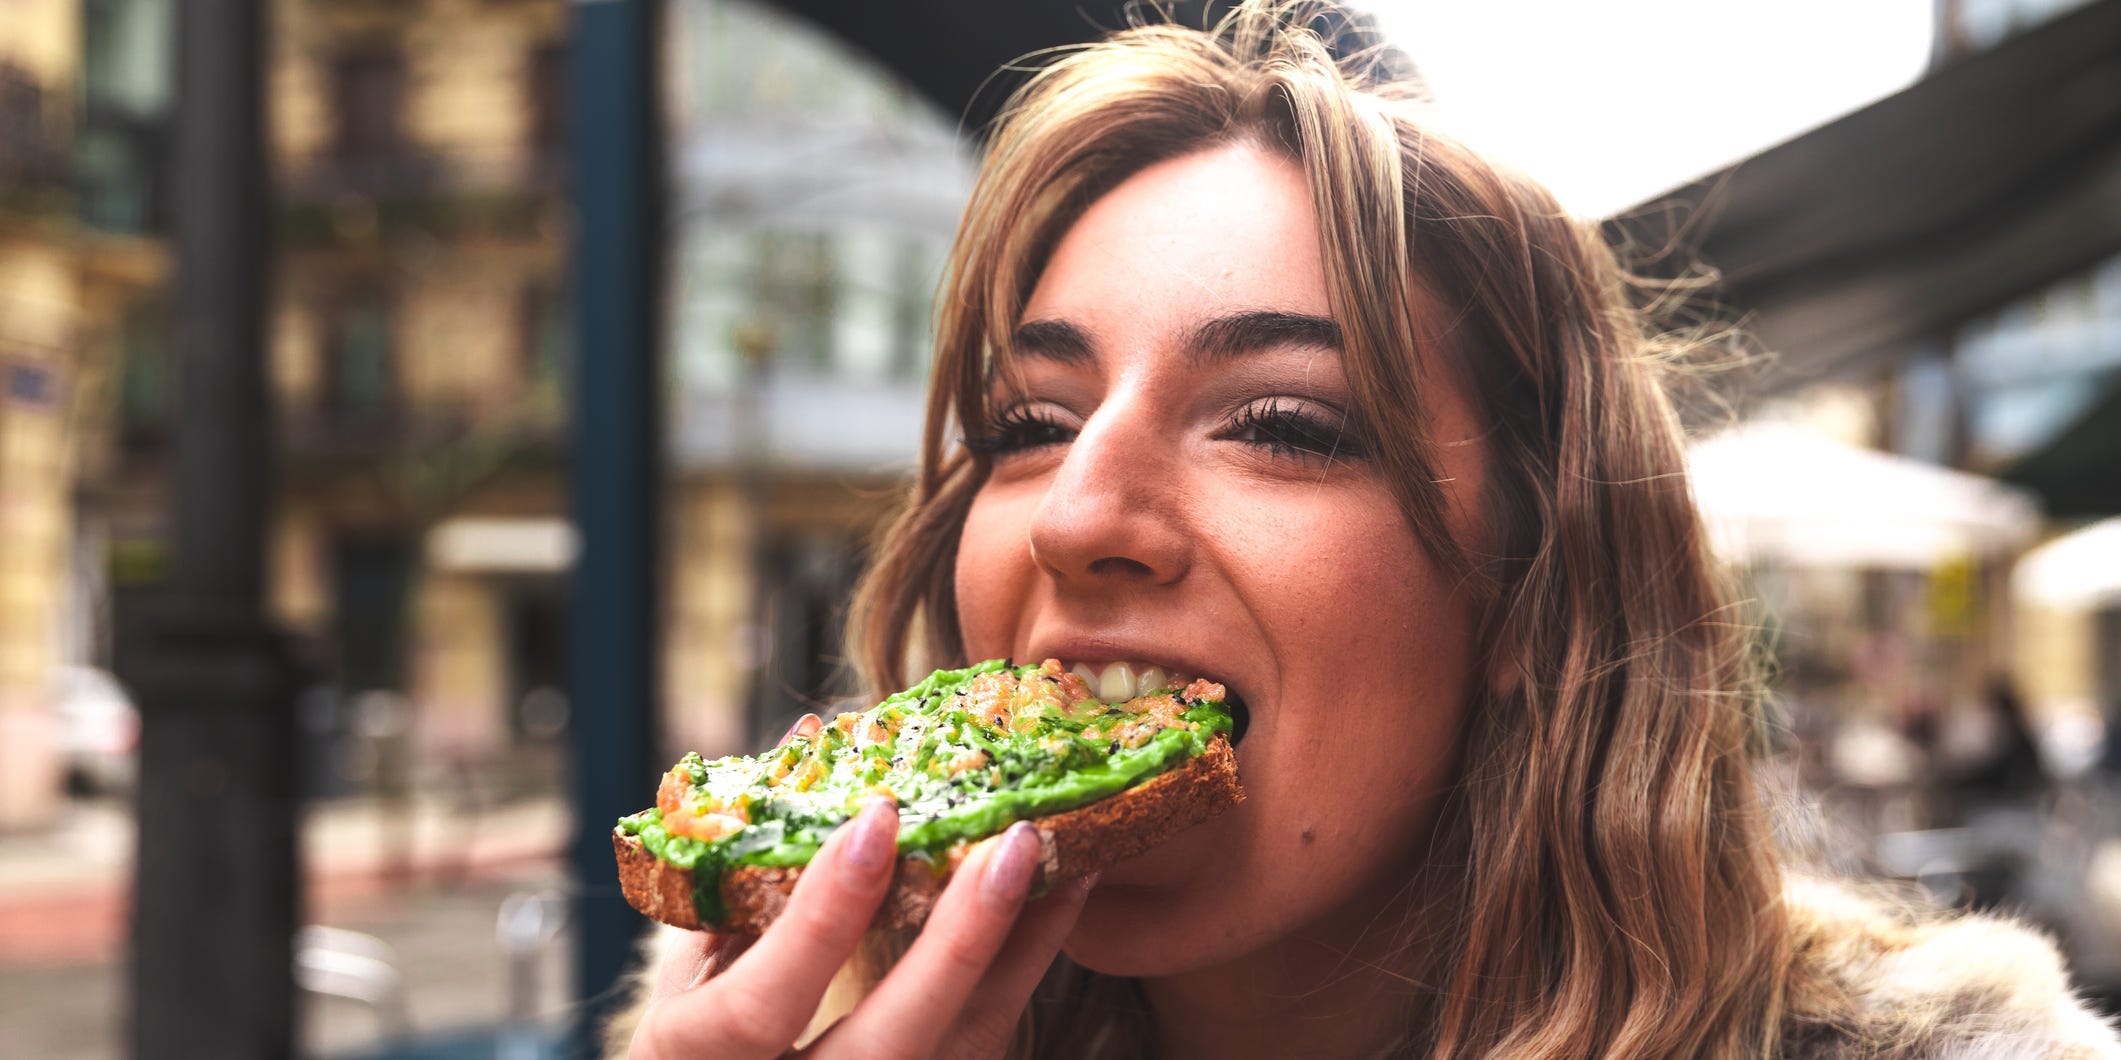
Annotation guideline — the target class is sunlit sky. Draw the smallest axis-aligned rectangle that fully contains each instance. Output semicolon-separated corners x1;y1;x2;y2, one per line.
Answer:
1359;0;1937;217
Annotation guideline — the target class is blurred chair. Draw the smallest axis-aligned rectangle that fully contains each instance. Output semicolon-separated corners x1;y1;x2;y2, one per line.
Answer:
297;925;411;1040
1875;826;2030;912
497;889;569;1060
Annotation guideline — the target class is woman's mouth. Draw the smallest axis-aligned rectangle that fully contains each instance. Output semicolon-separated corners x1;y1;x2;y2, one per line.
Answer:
1068;660;1183;701
1222;688;1250;745
1063;660;1251;746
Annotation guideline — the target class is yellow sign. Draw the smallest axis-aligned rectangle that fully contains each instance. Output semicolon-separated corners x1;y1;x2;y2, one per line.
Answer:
1927;553;1978;638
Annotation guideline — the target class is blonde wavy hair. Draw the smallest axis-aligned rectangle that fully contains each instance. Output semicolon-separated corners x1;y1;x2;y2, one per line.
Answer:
844;2;1789;1055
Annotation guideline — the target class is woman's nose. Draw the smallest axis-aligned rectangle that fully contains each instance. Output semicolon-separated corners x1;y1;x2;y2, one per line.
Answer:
1026;399;1193;587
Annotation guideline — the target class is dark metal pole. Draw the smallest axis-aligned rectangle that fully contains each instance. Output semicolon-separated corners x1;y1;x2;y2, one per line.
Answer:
124;1;300;1057
567;0;667;1049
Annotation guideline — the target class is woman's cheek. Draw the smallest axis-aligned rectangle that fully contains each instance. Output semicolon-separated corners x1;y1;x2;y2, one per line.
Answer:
952;489;1032;659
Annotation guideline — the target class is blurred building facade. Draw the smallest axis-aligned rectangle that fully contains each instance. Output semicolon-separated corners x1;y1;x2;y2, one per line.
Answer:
0;0;970;823
0;0;169;827
254;0;575;792
661;0;970;754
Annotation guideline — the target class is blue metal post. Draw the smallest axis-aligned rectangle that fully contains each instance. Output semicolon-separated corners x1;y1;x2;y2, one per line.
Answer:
567;0;666;1049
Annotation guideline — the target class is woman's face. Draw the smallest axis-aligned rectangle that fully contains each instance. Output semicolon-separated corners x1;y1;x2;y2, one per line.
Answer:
954;142;1489;975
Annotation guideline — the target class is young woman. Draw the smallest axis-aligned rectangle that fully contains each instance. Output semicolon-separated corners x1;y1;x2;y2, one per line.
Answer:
616;3;2120;1056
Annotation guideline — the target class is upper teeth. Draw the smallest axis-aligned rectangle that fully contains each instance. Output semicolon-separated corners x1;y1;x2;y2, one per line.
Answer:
1071;662;1176;703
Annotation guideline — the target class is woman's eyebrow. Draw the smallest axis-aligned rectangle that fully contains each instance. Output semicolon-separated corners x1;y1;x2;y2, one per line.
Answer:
1185;310;1342;365
1009;320;1096;365
1010;311;1340;367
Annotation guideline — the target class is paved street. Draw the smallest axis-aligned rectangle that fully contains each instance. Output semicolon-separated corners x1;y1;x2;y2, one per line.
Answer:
2;869;577;1058
0;795;580;1058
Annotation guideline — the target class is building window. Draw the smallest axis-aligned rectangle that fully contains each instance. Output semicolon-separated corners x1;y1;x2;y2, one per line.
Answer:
328;288;396;421
80;0;173;233
892;240;937;381
0;62;55;187
528;42;566;161
330;50;407;168
332;536;411;692
751;230;836;371
118;298;170;438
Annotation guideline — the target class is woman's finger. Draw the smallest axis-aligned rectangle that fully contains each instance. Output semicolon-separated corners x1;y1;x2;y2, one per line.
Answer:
633;798;900;1058
935;872;1096;1060
815;821;1046;1059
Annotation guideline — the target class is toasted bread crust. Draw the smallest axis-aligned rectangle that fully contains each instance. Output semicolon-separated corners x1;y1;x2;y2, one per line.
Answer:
613;734;1242;933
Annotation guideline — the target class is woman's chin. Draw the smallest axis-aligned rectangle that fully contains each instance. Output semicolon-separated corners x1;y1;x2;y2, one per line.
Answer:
1062;835;1245;976
1063;881;1224;977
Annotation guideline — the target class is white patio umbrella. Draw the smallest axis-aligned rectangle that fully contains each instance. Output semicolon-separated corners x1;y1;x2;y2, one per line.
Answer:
1686;422;2042;569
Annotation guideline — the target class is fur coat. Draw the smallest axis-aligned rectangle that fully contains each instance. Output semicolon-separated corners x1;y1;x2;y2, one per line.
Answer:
1778;876;2120;1058
606;876;2121;1057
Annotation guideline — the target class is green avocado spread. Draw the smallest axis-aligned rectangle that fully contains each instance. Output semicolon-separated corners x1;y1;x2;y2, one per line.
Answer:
616;658;1232;925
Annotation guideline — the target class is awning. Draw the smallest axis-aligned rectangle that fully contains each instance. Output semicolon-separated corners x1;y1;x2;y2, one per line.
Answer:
765;0;1393;134
1605;0;2121;392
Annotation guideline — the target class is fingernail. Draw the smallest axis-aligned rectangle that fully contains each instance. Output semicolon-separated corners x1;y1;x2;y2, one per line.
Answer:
983;821;1038;906
840;798;898;875
780;713;822;746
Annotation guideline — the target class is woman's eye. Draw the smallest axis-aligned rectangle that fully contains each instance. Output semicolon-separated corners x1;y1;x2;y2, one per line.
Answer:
1225;399;1362;461
964;405;1075;455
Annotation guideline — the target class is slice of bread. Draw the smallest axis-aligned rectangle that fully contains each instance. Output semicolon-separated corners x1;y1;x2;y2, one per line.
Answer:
613;732;1242;933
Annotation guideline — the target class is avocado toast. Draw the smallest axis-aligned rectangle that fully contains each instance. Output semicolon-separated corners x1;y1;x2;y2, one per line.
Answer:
613;658;1244;932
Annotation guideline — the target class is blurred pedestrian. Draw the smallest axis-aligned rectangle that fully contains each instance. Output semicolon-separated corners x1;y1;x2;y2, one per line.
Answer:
1955;675;2047;805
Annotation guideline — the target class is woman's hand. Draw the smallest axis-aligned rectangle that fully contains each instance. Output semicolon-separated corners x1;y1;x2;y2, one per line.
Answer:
629;718;1094;1060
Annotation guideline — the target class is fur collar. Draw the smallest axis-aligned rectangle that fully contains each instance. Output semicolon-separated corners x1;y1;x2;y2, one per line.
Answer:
1779;876;2121;1058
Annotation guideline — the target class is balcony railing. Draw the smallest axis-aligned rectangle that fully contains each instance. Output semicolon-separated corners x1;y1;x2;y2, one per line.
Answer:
280;146;566;203
278;393;565;464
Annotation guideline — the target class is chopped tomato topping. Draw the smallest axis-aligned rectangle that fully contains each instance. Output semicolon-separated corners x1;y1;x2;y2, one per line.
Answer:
961;671;1017;729
1182;678;1226;704
665;811;746;841
656;766;692;819
1052;669;1094;706
857;716;892;748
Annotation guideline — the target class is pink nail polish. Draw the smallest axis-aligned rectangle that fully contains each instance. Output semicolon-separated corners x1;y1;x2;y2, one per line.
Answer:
841;798;897;874
983;822;1037;905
